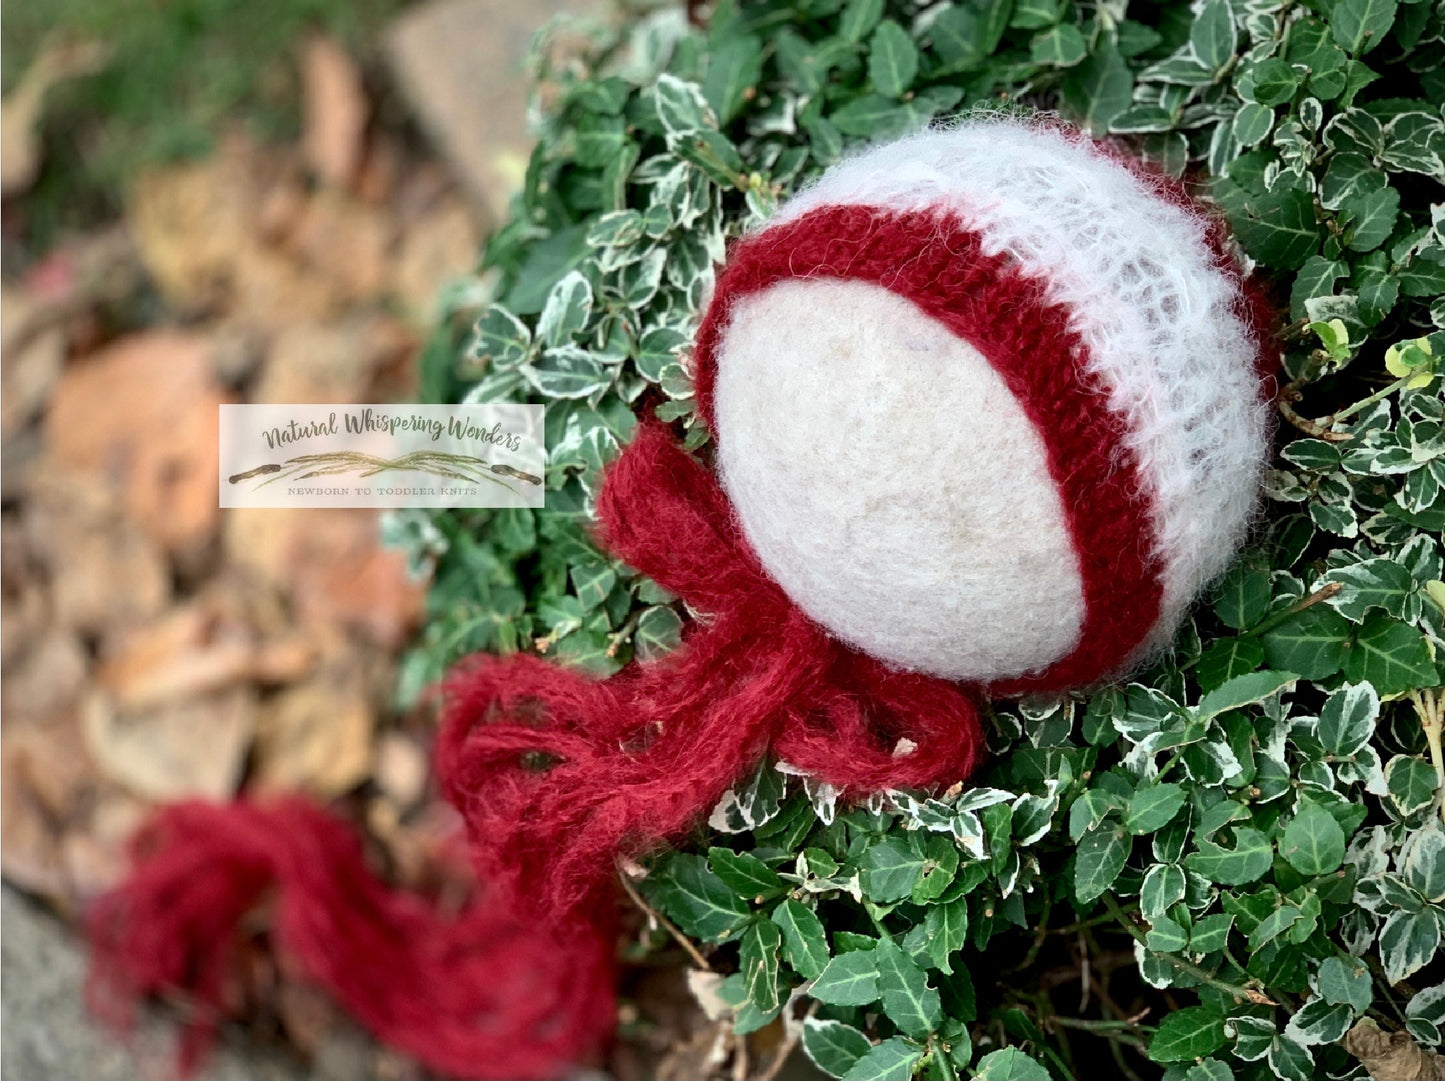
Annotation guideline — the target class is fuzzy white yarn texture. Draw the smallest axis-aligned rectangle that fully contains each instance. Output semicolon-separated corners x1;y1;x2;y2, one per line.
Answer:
714;278;1086;681
710;119;1269;683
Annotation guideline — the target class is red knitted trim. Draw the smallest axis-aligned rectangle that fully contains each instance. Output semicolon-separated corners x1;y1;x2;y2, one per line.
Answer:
693;204;1165;692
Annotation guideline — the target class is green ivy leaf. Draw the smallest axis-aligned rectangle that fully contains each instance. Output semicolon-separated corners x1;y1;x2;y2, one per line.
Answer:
1233;101;1275;146
537;271;593;349
650;853;752;942
973;1047;1051;1080
918;895;969;973
1074;823;1130;903
1198;637;1266;692
868;21;918;97
1126;783;1188;834
1061;45;1134;134
1268;1032;1316;1080
1317;681;1379;757
1233;187;1319;270
1287;997;1354;1044
911;834;960;903
1146;914;1190;953
1318;955;1373;1012
654;73;713;136
1250;58;1300;105
1331;0;1398;55
1196;670;1298;720
1341;186;1401;252
1191;0;1237;70
1386;755;1440;816
1141;863;1188;918
839;0;885;42
1149;1006;1228;1062
1290;257;1350;320
811;948;882;1006
931;0;1012;68
1404;826;1445;902
634;604;683;662
774;898;831;980
874;938;943;1038
802;1017;873;1079
1281;802;1348;875
1190;913;1236;953
702;34;763;125
1010;0;1060;27
1261;605;1352;679
740;919;783;1013
1343;612;1436;694
709;846;787;900
861;837;928;902
1380;907;1441;983
1215;563;1273;630
1188;827;1274;885
840;1038;922;1081
1030;24;1086;66
467;306;534;370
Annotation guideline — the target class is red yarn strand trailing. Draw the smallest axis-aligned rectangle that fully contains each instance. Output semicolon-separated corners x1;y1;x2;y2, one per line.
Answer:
87;418;986;1080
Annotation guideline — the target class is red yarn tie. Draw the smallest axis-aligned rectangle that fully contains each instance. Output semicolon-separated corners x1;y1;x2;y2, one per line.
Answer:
87;418;987;1080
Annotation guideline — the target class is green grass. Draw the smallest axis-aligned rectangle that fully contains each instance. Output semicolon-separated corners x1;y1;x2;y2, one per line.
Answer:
3;0;407;244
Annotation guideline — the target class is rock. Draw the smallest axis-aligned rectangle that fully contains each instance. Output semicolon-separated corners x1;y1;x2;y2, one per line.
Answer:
1;886;317;1081
301;35;370;190
43;330;230;557
384;0;603;225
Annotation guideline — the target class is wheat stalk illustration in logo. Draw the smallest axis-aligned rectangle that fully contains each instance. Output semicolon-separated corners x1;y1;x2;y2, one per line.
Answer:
228;451;542;495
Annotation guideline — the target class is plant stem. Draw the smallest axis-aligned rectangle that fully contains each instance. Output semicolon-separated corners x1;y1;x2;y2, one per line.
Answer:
615;863;714;971
1328;373;1414;425
1240;581;1344;640
1049;1016;1153;1035
1101;894;1277;1006
1409;689;1445;823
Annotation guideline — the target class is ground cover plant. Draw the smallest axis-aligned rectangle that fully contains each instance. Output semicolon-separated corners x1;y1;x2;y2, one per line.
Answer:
392;0;1445;1075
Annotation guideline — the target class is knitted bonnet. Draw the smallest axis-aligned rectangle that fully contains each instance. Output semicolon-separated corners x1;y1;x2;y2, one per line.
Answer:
696;117;1272;692
90;116;1275;1081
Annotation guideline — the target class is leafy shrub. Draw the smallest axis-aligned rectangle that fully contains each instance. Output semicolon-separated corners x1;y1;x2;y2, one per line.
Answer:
392;0;1445;1076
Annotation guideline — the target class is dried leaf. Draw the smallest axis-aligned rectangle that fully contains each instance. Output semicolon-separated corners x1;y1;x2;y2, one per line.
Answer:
1345;1020;1445;1081
254;677;374;798
83;685;255;801
0;39;110;196
301;35;370;190
44;331;229;555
